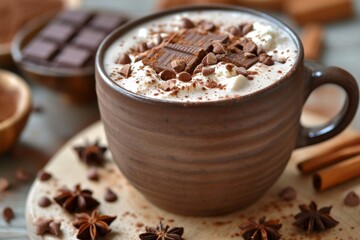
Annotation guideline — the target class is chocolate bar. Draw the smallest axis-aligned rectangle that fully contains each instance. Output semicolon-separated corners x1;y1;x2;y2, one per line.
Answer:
22;10;128;68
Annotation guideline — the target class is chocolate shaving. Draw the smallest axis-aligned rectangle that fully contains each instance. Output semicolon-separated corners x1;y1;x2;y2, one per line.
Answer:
116;53;131;64
119;64;132;78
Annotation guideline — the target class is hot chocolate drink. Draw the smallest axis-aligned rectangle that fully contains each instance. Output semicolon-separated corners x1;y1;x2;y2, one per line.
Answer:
104;10;298;102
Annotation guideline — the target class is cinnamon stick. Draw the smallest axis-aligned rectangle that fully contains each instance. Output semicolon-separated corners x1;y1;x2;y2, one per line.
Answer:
298;144;360;174
297;134;360;174
313;154;360;191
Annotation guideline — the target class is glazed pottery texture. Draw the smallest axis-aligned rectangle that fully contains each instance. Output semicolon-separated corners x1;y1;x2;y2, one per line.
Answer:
96;6;359;216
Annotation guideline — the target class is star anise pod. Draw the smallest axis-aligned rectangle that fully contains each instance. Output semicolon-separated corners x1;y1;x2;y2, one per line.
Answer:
74;140;107;166
139;221;184;240
240;217;282;240
73;210;116;240
294;201;339;233
54;184;99;213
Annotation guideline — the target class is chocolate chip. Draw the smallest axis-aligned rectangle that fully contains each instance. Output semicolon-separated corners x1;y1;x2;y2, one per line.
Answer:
202;67;215;76
35;219;61;236
193;64;204;74
160;69;176;80
171;59;187;73
182;17;195;29
203;22;215;32
202;52;217;66
237;67;248;77
344;191;359;207
119;64;131;78
205;79;218;88
243;40;257;54
212;41;226;54
3;207;14;223
15;169;31;182
87;167;99;181
104;188;118;202
241;23;253;35
259;53;268;62
228;26;242;37
178;72;192;82
154;34;163;46
262;56;274;66
37;170;52;181
49;221;61;236
139;42;148;52
116;53;131;64
38;196;51;208
278;186;297;201
0;178;10;192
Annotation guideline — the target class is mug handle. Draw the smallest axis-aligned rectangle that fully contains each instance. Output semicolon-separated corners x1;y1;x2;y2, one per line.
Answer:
296;63;359;148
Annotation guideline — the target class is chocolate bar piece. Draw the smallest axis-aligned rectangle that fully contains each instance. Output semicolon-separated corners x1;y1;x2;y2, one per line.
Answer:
72;28;107;50
40;22;76;43
54;46;91;67
219;51;258;69
23;39;59;60
89;14;127;32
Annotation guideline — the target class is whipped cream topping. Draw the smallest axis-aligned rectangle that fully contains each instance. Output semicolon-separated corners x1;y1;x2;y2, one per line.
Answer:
104;10;298;102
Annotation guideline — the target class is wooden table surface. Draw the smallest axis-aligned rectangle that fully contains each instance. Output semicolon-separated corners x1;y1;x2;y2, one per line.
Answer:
1;0;359;239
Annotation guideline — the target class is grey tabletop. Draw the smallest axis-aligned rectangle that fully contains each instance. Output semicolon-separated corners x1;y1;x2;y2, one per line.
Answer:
0;0;360;239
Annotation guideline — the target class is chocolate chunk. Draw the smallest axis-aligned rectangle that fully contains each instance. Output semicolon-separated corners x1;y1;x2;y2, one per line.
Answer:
87;167;99;181
23;39;59;61
225;63;235;72
89;14;127;32
35;218;61;236
237;67;248;77
244;52;256;58
233;38;248;50
38;196;52;208
178;72;192;82
119;64;132;78
260;55;274;66
182;17;195;28
72;28;106;50
219;51;258;69
193;63;204;74
171;59;187;73
37;170;52;181
344;191;359;207
202;52;217;65
116;53;132;64
202;67;215;76
40;22;76;43
202;22;216;32
241;23;253;35
228;26;242;37
57;10;92;25
212;41;227;54
160;69;176;80
3;207;14;223
243;40;258;54
0;178;10;192
15;169;31;182
139;42;148;52
278;186;297;201
54;46;91;67
105;188;118;202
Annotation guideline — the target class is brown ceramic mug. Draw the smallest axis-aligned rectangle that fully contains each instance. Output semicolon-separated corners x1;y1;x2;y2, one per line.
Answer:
96;5;359;216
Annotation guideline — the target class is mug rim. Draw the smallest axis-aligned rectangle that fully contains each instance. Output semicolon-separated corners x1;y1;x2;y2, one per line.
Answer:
96;4;304;106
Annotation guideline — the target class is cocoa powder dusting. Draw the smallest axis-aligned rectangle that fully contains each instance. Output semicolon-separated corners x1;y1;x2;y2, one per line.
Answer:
0;89;17;123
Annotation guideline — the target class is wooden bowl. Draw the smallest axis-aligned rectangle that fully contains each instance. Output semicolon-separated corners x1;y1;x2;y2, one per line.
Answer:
11;14;97;104
0;70;32;154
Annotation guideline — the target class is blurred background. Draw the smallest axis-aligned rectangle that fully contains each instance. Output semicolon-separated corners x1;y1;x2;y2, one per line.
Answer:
0;0;359;238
